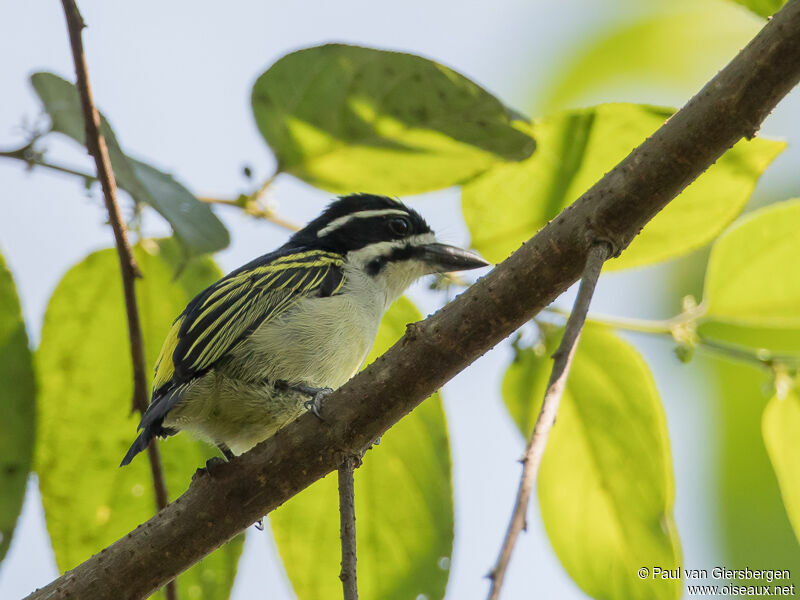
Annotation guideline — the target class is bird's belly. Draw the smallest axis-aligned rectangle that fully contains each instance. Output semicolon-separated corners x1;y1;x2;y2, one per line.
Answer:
230;293;382;389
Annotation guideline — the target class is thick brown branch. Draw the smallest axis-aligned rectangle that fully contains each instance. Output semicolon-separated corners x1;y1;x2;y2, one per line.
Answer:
487;242;609;600
27;2;800;599
59;2;175;599
338;456;360;600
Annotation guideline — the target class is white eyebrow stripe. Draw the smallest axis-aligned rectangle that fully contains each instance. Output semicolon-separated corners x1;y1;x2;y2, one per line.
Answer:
317;209;409;237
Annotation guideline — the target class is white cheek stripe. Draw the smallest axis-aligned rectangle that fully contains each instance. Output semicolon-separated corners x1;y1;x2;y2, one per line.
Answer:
346;233;436;266
317;209;410;238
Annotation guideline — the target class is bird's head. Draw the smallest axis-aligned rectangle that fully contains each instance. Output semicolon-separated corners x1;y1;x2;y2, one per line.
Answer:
289;194;489;282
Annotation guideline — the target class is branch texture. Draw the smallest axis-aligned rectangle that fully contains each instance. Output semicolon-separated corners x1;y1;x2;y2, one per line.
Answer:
28;2;800;598
487;242;610;600
338;457;360;600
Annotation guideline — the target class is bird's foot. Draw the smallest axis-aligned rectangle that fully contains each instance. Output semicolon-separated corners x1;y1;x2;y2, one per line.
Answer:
289;383;333;420
254;519;265;531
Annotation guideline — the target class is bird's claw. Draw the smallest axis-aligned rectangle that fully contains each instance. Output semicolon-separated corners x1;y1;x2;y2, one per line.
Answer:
303;387;332;420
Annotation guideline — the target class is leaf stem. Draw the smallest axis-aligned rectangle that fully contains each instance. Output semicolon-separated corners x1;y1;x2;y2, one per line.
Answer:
487;242;610;600
550;308;800;369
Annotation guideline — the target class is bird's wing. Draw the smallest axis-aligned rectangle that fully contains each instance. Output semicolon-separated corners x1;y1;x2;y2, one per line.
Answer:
152;248;345;394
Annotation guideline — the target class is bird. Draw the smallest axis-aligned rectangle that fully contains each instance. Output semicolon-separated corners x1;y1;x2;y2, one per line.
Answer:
120;193;489;466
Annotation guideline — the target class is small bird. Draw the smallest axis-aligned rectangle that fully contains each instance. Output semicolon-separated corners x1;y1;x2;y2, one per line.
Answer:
121;194;488;466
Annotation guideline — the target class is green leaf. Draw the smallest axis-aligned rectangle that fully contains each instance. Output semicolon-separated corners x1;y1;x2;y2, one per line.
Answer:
708;357;800;576
729;0;788;18
704;199;800;328
463;103;783;271
536;3;761;113
252;43;535;195
271;297;453;600
36;238;242;599
30;72;229;257
0;252;35;564
763;388;800;545
129;159;231;256
503;325;681;600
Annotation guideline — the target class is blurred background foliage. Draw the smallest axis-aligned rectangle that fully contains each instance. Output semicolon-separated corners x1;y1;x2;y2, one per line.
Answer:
0;0;798;599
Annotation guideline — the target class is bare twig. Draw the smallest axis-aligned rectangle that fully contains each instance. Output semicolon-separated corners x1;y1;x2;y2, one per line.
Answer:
25;2;800;598
338;456;360;600
549;309;800;370
198;170;301;231
0;145;301;233
0;144;95;180
198;196;300;231
59;2;175;599
487;242;610;600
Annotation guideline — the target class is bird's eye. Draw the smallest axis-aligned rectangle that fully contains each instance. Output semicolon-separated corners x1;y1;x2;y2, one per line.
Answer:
388;217;410;236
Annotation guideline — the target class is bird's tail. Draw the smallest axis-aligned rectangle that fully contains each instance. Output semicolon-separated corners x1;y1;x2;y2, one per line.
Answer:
119;427;153;466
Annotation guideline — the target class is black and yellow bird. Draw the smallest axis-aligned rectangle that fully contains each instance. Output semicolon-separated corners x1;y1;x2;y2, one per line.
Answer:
121;193;488;466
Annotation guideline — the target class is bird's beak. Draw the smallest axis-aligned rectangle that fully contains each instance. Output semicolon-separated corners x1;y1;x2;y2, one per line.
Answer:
419;243;491;273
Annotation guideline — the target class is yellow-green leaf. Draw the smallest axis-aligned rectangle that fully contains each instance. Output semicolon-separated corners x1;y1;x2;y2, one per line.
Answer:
704;199;800;328
36;239;242;599
31;73;229;257
707;357;800;577
729;0;788;18
763;388;800;545
252;43;535;195
271;297;453;600
503;325;681;600
536;2;761;113
0;252;35;563
463;103;783;271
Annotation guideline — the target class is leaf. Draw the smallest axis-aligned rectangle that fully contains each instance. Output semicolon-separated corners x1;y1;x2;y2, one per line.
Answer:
30;72;229;257
35;238;242;599
129;159;231;256
0;252;35;564
271;297;453;600
704;198;800;328
463;103;783;271
536;2;762;113
503;325;681;600
252;43;535;195
763;389;800;545
708;357;800;574
729;0;788;18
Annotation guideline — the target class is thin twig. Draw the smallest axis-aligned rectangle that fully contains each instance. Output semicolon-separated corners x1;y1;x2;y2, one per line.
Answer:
487;242;610;600
338;456;360;600
0;144;97;180
551;309;800;369
0;145;301;233
59;2;176;599
198;195;300;231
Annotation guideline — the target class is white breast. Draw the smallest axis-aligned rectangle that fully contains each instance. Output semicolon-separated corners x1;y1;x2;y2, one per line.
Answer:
234;264;384;388
230;248;430;390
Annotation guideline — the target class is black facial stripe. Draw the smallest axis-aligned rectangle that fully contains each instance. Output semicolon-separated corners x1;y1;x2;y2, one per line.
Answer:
365;244;423;277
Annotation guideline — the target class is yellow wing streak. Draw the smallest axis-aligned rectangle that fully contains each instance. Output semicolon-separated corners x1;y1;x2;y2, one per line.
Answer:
173;250;344;377
153;316;181;391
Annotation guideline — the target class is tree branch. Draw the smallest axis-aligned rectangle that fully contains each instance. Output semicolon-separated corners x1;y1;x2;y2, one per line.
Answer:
59;2;175;598
27;2;800;598
338;456;360;600
486;242;609;600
